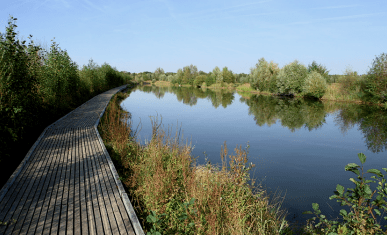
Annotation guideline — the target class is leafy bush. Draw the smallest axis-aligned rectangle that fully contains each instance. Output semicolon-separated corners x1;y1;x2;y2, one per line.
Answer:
250;57;279;92
0;16;40;147
362;53;387;104
41;39;80;112
308;61;329;81
212;66;223;83
303;71;328;99
338;66;363;96
193;75;206;87
222;66;235;83
303;153;387;234
277;60;308;95
205;74;216;87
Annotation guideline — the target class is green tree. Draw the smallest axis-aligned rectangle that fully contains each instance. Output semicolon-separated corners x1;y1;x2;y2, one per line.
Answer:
0;16;41;159
222;66;235;83
154;67;165;81
212;66;223;83
362;53;387;104
250;58;279;92
308;61;329;81
303;71;328;99
277;60;308;95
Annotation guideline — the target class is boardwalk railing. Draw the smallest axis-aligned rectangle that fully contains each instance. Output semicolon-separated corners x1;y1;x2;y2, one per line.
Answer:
0;85;144;235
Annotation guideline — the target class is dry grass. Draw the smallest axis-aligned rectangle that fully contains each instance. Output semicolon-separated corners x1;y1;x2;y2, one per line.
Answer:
321;83;362;103
153;81;171;87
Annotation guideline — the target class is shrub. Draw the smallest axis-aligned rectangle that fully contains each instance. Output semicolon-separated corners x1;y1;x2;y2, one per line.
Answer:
303;153;387;234
308;61;329;81
0;16;40;145
193;75;206;87
250;58;279;92
277;60;308;95
212;66;223;83
41;39;80;112
205;74;216;87
303;71;328;99
362;53;387;103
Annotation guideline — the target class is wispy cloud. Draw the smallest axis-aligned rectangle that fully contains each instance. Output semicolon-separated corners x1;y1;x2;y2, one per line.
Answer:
284;12;385;26
83;0;106;13
311;4;360;10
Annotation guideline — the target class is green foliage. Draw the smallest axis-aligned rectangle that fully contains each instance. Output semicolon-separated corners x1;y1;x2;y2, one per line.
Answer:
277;60;308;95
146;198;197;234
338;66;363;97
362;53;387;104
250;57;280;92
303;153;387;234
212;66;223;83
40;39;80;112
308;61;329;81
303;71;328;99
193;75;206;87
222;66;235;83
0;16;41;158
205;73;216;86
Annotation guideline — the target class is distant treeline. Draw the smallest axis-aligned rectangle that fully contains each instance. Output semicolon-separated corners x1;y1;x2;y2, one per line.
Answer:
134;55;387;103
0;16;131;185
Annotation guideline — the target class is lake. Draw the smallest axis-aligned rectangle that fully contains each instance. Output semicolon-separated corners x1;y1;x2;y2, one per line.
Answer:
121;85;387;226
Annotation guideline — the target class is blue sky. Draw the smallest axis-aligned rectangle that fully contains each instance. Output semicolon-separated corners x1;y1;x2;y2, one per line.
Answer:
1;0;386;74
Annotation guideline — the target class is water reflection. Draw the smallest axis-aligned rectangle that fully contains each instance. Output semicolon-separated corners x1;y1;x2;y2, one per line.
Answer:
134;85;387;153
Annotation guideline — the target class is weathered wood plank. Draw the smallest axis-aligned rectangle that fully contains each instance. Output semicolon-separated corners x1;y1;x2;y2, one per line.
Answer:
92;128;135;235
35;129;67;235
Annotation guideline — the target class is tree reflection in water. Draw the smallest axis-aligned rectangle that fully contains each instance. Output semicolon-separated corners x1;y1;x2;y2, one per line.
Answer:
135;85;387;154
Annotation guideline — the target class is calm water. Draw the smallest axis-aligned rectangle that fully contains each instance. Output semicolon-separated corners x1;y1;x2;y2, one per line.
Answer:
121;85;387;225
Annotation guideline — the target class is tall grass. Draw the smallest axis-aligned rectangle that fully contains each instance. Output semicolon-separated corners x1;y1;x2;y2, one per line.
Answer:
98;91;290;235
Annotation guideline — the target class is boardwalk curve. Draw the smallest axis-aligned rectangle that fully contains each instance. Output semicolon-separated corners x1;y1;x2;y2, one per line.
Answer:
0;85;144;235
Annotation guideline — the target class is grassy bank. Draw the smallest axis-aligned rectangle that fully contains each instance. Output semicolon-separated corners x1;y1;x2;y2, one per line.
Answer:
99;89;291;234
144;80;369;105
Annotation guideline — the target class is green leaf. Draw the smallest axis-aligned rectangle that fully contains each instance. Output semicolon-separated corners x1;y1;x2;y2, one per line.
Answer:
302;211;313;214
358;153;366;164
312;203;320;211
340;209;348;216
374;209;381;216
364;184;372;196
367;169;383;177
382;168;387;173
345;163;360;169
349;178;358;184
336;184;344;195
345;163;360;176
189;197;195;205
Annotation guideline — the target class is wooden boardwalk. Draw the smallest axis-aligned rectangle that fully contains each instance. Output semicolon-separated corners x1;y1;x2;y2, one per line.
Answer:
0;86;144;235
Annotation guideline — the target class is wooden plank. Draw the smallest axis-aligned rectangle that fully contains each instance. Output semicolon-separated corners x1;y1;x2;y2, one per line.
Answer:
58;128;73;235
43;128;72;235
78;127;91;235
86;127;112;234
92;128;135;235
88;127;120;234
34;128;67;234
1;129;59;234
20;129;65;234
84;127;104;235
73;127;81;235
